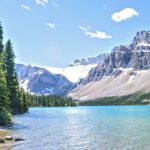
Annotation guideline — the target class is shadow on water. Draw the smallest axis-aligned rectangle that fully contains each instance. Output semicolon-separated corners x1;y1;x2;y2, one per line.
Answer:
7;123;30;131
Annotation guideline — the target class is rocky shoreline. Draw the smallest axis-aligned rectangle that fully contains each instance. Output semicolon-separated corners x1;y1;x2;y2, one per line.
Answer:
0;128;24;150
0;129;13;150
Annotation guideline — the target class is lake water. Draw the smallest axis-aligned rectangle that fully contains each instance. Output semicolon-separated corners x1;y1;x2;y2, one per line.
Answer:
11;106;150;150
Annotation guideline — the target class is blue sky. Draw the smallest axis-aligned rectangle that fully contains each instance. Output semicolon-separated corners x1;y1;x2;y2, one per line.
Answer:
0;0;149;67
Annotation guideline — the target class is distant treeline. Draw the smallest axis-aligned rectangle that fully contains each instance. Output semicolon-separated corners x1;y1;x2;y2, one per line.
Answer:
0;21;29;125
29;95;76;107
79;92;150;106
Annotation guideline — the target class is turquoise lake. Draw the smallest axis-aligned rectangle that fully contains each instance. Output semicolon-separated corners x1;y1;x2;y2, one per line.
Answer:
11;106;150;150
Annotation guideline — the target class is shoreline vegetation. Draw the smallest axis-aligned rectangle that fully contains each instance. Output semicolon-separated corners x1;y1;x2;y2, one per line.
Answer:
79;92;150;106
0;21;29;126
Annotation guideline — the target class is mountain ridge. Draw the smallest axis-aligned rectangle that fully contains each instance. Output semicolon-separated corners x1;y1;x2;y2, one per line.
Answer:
70;30;150;100
15;53;107;94
16;30;150;98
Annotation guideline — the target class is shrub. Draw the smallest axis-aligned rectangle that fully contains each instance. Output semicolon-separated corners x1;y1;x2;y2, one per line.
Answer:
0;108;12;126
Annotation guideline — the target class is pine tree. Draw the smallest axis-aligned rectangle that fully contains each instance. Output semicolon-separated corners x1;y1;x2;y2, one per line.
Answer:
22;88;29;112
0;21;29;125
0;22;11;125
5;40;29;114
0;52;11;125
13;72;23;113
0;21;4;53
5;40;18;114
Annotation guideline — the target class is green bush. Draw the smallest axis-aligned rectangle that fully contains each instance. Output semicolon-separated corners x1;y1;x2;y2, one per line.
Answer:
0;108;12;126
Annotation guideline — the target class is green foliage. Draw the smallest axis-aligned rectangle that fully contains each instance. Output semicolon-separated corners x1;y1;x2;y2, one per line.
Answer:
0;108;12;126
0;29;10;125
0;21;4;53
79;92;150;106
3;39;29;115
14;87;29;114
5;40;16;112
0;21;29;125
29;95;76;107
0;56;9;108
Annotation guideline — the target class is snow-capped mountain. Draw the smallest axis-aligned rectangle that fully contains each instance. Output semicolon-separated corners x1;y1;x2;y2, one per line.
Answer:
15;54;107;94
41;53;108;83
42;64;96;83
16;30;150;98
15;64;74;95
70;53;109;66
79;30;150;84
70;31;150;100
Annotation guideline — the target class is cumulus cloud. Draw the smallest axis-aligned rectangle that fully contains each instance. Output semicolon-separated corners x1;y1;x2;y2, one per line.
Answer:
35;0;48;6
79;26;111;39
47;23;56;29
21;4;31;10
112;8;139;22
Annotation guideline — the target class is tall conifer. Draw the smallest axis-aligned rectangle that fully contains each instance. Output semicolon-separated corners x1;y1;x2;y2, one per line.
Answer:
5;40;18;114
0;21;4;53
0;23;11;125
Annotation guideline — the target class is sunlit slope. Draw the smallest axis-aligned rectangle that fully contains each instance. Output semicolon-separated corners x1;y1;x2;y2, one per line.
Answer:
69;69;150;100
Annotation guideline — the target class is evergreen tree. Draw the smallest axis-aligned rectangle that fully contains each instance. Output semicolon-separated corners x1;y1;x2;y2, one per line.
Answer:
22;88;29;112
0;22;11;125
12;72;23;113
0;54;11;125
29;95;76;107
17;87;29;113
0;21;29;125
0;21;4;53
5;40;18;114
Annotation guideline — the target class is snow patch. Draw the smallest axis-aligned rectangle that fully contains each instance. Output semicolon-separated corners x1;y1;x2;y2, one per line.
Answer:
80;96;89;100
42;64;97;83
128;75;135;83
20;79;29;92
137;42;150;47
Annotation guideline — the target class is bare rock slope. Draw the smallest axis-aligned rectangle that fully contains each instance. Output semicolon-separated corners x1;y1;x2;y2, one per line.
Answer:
70;69;150;100
69;31;150;100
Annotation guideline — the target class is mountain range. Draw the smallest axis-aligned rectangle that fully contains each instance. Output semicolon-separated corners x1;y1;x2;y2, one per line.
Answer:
15;54;107;95
70;30;150;100
16;30;150;100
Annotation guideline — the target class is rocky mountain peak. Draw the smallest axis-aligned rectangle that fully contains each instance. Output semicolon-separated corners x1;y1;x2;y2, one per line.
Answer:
15;30;150;95
128;30;150;50
80;30;150;84
70;53;109;66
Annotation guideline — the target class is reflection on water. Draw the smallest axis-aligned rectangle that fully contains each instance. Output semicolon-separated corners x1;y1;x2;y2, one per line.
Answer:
11;106;150;150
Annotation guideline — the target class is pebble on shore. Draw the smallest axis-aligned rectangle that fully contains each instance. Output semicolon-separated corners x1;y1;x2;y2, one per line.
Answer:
0;137;5;143
5;136;13;141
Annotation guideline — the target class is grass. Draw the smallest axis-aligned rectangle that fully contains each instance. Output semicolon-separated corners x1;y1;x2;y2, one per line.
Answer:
79;92;150;106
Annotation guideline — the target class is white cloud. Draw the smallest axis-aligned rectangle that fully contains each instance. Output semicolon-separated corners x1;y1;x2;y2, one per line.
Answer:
35;0;48;7
21;4;31;10
47;23;56;29
79;26;90;31
79;26;111;39
112;8;139;22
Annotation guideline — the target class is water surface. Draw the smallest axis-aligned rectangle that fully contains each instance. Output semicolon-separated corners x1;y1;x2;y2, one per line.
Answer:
11;106;150;150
